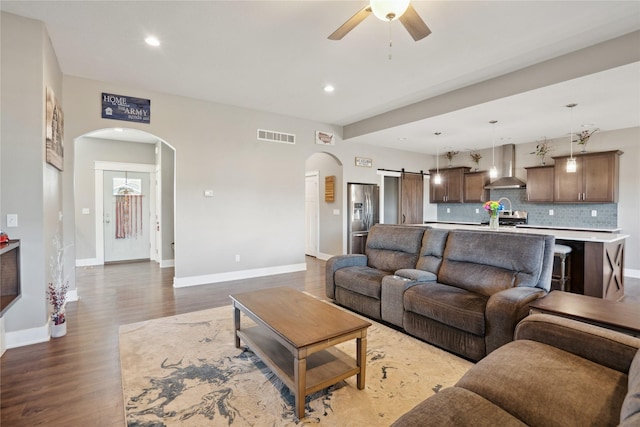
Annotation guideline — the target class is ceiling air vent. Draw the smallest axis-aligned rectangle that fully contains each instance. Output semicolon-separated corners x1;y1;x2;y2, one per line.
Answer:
257;129;296;144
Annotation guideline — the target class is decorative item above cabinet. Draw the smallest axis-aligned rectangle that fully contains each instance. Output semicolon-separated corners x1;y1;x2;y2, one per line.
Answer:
551;150;622;203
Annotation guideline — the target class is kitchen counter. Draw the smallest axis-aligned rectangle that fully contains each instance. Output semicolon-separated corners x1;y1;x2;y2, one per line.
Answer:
420;222;628;301
423;222;629;244
516;224;622;233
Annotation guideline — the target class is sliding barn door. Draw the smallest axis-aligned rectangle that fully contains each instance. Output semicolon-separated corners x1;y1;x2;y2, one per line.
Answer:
400;173;424;224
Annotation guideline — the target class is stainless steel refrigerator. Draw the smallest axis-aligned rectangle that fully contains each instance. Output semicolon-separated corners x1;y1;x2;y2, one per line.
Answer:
347;183;379;254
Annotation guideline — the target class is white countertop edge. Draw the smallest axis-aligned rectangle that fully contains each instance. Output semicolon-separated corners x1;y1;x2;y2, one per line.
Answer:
419;223;629;243
516;224;622;233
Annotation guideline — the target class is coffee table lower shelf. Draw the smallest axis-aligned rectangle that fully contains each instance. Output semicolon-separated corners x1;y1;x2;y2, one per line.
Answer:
237;325;360;399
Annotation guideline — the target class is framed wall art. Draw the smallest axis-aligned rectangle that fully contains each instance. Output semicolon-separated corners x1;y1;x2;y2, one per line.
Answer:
355;157;372;168
45;87;64;171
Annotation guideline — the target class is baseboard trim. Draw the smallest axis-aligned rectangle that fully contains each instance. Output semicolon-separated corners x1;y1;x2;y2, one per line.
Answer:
160;259;175;268
5;322;50;349
76;258;101;267
67;289;79;302
625;268;640;279
316;252;333;261
173;263;307;288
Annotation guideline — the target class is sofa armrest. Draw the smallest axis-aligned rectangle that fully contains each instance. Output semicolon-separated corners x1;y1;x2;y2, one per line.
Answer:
485;287;546;354
325;254;367;299
515;313;640;373
394;268;438;282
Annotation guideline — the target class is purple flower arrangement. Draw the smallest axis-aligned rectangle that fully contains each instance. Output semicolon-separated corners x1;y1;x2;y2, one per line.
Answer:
48;281;69;325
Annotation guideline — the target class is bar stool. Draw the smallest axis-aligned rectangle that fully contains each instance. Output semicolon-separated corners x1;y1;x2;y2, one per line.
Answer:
552;244;572;291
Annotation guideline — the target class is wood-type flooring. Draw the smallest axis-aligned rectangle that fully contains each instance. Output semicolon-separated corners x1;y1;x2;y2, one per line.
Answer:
1;256;639;426
0;257;325;426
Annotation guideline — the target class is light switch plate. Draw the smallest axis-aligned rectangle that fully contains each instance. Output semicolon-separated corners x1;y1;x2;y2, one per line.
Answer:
204;190;214;197
6;214;18;227
82;208;90;215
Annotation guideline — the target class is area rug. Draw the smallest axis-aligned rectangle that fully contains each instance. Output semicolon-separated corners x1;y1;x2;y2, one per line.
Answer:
119;304;473;426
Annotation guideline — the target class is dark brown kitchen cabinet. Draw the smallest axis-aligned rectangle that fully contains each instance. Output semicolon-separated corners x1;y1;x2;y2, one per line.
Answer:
525;165;554;202
429;167;470;203
463;171;490;203
552;150;622;203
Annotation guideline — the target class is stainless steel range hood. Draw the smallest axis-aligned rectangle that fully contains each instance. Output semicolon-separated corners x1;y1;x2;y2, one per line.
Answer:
484;144;527;189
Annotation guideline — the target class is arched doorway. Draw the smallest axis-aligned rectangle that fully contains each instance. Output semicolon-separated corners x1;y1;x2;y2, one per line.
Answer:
305;152;343;259
73;128;175;267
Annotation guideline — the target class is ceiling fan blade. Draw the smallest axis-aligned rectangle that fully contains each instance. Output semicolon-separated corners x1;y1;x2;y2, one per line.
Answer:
328;5;372;40
399;4;431;41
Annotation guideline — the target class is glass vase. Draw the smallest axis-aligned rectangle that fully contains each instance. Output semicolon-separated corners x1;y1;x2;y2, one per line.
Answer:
489;215;499;230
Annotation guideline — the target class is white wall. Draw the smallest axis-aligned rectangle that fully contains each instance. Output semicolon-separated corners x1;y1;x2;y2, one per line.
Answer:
62;76;432;286
306;152;343;257
74;136;156;261
1;12;64;347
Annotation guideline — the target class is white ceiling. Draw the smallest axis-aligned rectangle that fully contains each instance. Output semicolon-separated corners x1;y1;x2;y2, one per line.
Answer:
2;0;639;154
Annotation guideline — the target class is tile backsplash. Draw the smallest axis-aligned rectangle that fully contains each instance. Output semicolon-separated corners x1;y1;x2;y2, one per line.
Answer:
435;189;618;229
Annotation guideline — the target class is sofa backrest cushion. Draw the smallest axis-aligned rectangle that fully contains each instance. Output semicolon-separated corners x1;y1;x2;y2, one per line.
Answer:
415;228;449;274
621;349;640;423
438;230;548;296
365;225;426;272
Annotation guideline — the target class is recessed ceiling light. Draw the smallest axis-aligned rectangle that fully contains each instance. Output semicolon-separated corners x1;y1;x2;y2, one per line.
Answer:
114;128;124;132
397;137;407;141
145;36;160;47
500;137;512;141
581;123;595;128
323;85;335;93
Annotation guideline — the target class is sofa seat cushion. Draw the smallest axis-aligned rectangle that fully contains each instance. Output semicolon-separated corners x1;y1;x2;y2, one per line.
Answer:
403;282;488;336
457;339;628;427
334;266;388;299
391;387;527;427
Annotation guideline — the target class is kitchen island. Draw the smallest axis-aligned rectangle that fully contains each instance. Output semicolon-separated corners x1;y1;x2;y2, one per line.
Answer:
423;222;629;301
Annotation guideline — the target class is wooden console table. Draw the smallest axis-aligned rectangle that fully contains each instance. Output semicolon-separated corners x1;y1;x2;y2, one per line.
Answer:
529;291;640;337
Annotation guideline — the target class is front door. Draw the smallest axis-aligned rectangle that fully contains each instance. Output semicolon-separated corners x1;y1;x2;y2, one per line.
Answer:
103;170;150;262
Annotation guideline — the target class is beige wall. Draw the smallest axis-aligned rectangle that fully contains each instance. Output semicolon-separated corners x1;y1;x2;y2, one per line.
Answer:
1;12;63;343
62;76;432;286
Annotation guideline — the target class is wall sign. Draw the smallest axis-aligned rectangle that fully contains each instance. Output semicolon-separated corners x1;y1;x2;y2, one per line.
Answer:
315;130;335;145
355;157;372;167
102;92;151;123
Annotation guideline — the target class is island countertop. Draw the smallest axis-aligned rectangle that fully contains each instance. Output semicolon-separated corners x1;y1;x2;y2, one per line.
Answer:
422;222;629;244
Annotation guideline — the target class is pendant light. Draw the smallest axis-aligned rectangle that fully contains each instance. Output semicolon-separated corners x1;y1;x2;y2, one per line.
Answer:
566;103;578;173
489;120;498;178
434;132;442;184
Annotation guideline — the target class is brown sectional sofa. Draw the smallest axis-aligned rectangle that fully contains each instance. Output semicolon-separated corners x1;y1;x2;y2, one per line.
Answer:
392;314;640;427
325;224;555;361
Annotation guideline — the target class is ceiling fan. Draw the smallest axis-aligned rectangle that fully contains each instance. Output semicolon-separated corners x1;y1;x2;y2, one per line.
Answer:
328;0;431;41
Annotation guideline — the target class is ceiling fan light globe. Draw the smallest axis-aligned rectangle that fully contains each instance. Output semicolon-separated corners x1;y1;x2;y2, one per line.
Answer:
370;0;410;21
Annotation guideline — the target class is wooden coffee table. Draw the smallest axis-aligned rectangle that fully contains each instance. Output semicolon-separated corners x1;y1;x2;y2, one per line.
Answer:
230;287;371;419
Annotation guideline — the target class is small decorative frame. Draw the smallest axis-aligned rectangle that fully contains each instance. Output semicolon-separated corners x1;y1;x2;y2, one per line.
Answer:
355;157;372;168
325;176;335;202
45;87;64;171
315;131;335;145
